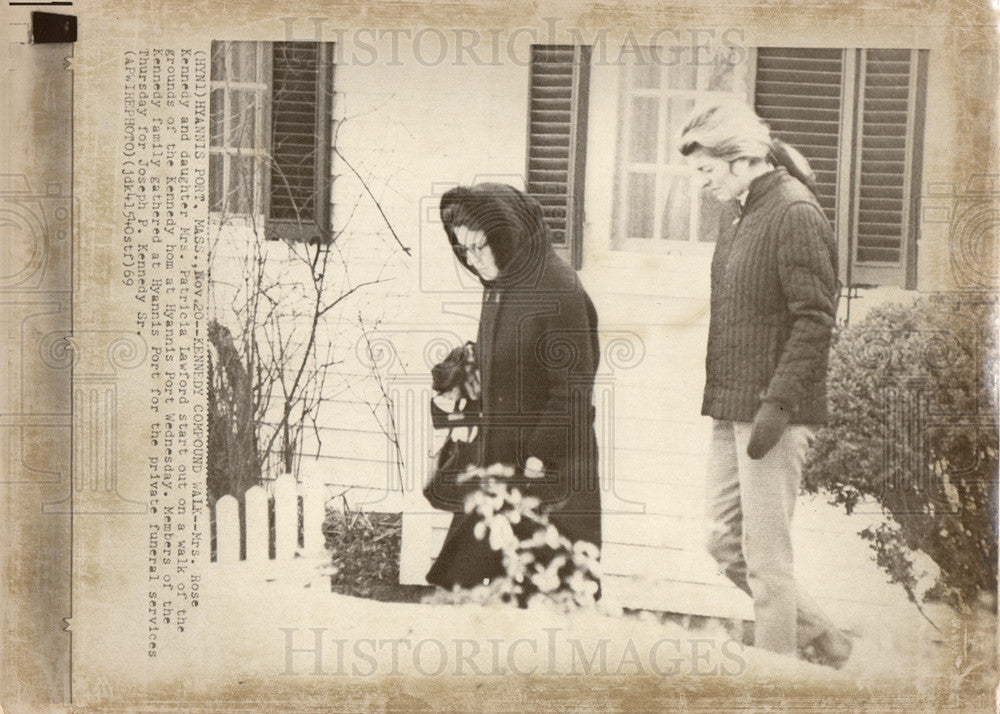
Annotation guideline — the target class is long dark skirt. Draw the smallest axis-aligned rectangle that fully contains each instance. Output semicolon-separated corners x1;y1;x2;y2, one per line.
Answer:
425;512;503;589
425;510;602;605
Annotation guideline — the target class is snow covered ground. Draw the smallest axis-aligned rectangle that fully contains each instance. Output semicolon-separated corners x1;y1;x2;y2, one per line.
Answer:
74;554;994;711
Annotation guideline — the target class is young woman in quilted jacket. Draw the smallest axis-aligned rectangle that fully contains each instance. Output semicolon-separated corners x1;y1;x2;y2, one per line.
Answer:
680;100;852;667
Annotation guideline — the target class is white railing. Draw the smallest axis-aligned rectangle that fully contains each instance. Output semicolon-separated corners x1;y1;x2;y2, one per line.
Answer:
211;473;326;563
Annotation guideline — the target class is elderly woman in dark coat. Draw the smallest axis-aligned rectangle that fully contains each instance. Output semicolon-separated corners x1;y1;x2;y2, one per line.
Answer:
425;183;602;591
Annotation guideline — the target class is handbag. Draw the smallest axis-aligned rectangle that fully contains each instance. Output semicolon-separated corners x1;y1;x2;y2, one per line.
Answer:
424;341;482;511
424;429;479;512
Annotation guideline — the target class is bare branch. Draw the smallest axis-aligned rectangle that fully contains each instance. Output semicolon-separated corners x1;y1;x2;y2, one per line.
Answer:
333;145;412;256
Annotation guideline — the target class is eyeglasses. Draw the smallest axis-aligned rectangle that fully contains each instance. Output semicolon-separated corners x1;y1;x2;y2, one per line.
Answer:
454;239;489;261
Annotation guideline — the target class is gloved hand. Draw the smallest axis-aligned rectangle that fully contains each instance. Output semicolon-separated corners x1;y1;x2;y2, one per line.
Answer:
747;400;790;460
524;456;545;479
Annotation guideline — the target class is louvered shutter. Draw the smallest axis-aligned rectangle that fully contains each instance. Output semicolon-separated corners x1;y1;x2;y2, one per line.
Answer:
526;45;590;269
267;42;334;243
754;48;844;229
755;48;925;288
854;49;912;266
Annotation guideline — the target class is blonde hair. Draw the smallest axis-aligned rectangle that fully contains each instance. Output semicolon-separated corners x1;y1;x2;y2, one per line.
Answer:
679;100;773;163
679;99;819;194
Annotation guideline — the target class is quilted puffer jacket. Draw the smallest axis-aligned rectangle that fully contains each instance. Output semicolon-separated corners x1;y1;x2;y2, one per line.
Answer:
702;168;839;425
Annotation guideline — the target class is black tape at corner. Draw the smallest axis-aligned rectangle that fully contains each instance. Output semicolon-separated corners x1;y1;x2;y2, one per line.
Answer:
31;12;77;44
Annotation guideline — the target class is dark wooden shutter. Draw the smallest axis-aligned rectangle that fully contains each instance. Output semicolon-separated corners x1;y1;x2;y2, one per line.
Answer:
267;42;333;242
526;45;590;269
754;48;844;228
854;49;912;266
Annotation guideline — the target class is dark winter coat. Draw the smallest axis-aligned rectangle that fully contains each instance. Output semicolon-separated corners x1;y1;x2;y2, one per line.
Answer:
427;184;602;590
702;167;839;425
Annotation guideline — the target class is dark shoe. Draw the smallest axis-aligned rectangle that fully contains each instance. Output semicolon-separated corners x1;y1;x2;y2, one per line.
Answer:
810;628;853;669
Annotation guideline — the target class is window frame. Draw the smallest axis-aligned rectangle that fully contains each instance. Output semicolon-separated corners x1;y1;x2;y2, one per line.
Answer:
751;46;927;289
611;47;755;255
208;41;334;244
209;41;272;227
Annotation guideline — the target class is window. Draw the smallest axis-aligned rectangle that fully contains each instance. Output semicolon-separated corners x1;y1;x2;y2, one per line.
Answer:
525;45;591;269
754;48;928;288
612;47;753;250
610;45;928;287
209;41;335;243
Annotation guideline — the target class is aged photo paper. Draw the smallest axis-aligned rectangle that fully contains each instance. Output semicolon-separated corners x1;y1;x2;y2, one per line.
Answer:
2;0;998;710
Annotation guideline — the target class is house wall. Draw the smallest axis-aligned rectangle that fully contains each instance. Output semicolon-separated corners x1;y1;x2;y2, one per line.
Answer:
567;58;721;614
327;58;534;511
210;58;531;511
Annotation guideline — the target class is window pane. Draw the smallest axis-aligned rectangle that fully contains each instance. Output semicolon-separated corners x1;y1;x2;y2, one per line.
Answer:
228;90;258;149
656;45;685;71
660;174;691;241
698;190;726;242
664;97;696;159
228;154;257;216
629;97;659;163
706;57;739;93
229;41;258;83
632;58;660;89
209;154;223;213
210;88;224;147
626;173;656;239
668;57;697;90
211;41;225;81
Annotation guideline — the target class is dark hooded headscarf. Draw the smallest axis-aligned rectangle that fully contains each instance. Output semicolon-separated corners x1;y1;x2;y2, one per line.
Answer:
440;183;552;289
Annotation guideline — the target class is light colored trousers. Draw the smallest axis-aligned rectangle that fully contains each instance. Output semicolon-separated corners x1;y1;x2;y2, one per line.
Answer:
705;419;837;654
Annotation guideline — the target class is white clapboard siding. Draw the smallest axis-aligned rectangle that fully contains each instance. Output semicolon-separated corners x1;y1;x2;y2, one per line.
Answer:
603;513;703;551
604;482;706;520
609;447;709;477
582;257;713;301
324;485;408;514
608;418;712;456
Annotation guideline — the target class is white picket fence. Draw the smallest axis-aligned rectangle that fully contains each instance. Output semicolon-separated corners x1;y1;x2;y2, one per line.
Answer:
211;473;327;563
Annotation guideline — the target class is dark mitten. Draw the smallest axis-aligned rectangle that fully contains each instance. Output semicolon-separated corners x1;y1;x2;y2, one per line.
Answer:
747;400;790;460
